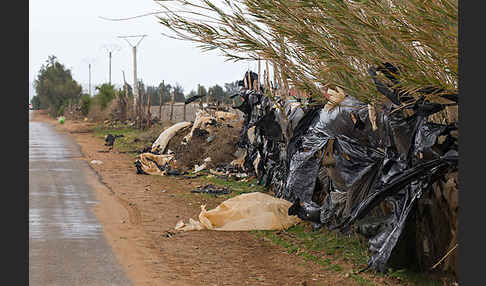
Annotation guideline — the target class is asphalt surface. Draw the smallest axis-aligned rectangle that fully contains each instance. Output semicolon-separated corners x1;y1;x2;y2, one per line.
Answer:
29;111;132;286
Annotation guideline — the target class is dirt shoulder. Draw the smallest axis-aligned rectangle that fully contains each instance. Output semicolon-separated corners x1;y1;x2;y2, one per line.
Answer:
31;111;417;286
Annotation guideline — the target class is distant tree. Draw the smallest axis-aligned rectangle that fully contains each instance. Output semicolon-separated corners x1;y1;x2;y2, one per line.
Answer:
197;84;207;97
173;83;185;102
224;81;240;96
136;80;146;105
158;82;172;104
225;81;242;105
208;84;225;103
34;55;82;116
94;83;115;110
187;90;197;98
31;95;42;110
79;93;92;116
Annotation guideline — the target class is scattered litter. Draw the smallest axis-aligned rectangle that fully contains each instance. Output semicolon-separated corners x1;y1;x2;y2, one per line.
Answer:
134;153;176;176
206;135;216;143
105;134;124;147
190;184;232;196
90;160;103;165
166;168;184;176
175;192;301;231
164;230;176;238
194;163;207;173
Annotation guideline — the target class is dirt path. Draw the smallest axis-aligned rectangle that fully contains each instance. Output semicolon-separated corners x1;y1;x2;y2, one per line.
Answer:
32;111;401;286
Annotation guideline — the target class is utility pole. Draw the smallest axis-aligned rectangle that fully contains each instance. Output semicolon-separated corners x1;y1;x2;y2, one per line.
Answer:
118;35;147;128
118;35;146;108
83;58;96;96
102;44;121;85
89;63;91;96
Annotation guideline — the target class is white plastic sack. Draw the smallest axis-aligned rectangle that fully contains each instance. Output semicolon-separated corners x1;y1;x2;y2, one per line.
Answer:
175;192;301;231
152;122;192;153
183;110;214;143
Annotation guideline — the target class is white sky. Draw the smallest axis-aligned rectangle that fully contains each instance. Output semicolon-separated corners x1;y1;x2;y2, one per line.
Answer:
29;0;256;97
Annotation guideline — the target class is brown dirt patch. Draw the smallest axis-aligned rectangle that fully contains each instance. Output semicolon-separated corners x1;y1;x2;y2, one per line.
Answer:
166;121;242;171
31;111;404;286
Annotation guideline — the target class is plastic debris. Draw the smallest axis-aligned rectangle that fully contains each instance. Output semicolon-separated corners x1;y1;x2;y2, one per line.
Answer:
190;184;232;196
105;134;124;147
194;163;206;173
151;121;192;153
175;192;301;231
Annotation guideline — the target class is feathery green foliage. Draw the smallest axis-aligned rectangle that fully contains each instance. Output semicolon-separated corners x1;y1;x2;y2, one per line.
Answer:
154;0;457;104
94;83;116;110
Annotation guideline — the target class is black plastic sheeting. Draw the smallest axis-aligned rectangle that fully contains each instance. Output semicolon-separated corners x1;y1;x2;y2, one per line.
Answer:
191;184;232;196
105;134;124;147
232;66;458;272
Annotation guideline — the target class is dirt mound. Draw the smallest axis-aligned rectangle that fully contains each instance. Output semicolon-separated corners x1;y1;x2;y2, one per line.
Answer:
166;121;242;171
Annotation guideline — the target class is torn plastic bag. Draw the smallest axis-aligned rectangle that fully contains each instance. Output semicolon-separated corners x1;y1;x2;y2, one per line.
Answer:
135;153;176;176
175;192;301;231
285;96;384;204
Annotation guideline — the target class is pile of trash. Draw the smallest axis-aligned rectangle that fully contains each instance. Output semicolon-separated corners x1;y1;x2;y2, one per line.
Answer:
135;67;458;275
229;68;458;273
135;108;245;177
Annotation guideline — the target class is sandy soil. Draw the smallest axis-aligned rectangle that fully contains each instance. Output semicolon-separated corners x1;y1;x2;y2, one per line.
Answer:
32;111;403;286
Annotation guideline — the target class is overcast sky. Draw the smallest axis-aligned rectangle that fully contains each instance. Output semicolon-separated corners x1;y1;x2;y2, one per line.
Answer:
29;0;256;98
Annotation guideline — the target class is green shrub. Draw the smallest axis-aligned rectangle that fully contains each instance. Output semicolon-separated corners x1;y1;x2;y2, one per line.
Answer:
95;83;115;110
80;93;92;116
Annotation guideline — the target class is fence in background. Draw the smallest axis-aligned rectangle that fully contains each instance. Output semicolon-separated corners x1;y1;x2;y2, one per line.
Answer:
149;102;243;123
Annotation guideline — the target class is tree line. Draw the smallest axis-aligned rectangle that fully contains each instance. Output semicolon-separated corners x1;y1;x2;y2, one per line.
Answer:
136;79;241;106
31;55;242;117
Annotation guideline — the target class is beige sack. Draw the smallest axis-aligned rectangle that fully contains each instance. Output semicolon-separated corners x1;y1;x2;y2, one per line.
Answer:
214;111;239;121
175;192;301;231
137;153;175;175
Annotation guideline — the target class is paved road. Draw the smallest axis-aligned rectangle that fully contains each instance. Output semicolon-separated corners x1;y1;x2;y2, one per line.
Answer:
29;111;132;286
